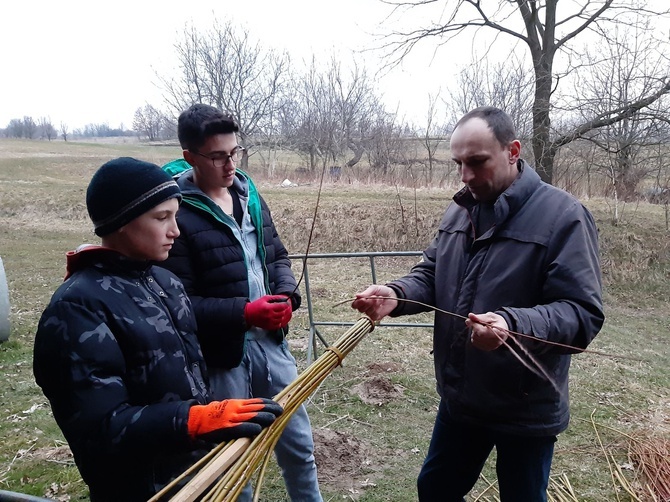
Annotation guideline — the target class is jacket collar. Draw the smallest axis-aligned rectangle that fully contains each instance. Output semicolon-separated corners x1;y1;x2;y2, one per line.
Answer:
175;168;264;239
176;168;249;198
64;245;150;280
453;160;542;224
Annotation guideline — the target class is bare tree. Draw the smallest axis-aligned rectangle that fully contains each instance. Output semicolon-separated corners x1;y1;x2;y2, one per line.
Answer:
422;92;448;184
447;56;534;142
329;59;380;170
38;117;57;141
382;0;670;184
278;58;334;171
364;109;409;177
160;21;290;169
133;104;165;142
576;20;670;210
281;56;383;173
6;119;24;138
22;116;37;139
60;122;69;142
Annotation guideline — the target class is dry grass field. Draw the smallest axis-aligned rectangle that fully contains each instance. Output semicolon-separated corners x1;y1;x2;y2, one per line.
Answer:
0;138;668;501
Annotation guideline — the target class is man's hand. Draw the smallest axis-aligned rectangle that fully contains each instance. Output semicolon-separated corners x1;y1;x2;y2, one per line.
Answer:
244;295;292;330
351;285;398;321
466;312;509;351
187;398;283;443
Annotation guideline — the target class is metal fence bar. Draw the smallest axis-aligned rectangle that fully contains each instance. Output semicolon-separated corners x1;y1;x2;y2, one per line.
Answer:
300;264;329;363
288;251;432;363
369;255;377;284
290;251;427;259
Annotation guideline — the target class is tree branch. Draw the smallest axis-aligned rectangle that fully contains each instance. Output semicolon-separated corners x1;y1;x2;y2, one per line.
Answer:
552;78;670;149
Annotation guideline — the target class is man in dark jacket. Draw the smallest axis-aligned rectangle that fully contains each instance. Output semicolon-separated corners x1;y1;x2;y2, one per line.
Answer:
161;104;322;502
33;158;282;502
352;107;604;502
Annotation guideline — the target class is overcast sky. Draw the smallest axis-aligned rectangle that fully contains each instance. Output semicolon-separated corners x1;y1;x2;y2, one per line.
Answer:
8;1;664;132
0;0;455;130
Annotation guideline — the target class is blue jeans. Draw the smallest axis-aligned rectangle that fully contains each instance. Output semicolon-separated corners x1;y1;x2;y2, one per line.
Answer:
210;334;322;502
417;400;556;502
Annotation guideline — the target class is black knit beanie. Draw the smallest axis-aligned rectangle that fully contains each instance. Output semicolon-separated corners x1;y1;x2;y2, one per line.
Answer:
86;157;181;237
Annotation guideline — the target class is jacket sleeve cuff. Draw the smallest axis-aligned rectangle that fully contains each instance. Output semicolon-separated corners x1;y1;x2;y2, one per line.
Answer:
177;400;198;440
386;283;405;317
274;290;301;311
496;308;517;334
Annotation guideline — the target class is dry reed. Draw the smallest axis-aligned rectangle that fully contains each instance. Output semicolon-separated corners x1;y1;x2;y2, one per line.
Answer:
586;412;670;502
629;436;670;501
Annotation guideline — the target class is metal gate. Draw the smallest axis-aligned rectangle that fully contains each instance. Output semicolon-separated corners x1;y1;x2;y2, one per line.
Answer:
288;251;433;363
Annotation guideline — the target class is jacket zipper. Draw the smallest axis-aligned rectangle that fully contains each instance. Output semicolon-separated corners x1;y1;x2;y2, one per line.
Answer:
141;271;206;400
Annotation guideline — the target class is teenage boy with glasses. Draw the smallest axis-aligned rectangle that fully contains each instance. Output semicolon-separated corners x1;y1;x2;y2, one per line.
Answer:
162;104;322;502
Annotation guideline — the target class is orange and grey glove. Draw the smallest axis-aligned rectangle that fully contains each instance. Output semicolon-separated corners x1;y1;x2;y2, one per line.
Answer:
187;398;283;443
244;295;292;330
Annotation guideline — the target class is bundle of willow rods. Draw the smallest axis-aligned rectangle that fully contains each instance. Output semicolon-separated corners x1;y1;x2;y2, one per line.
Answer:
153;316;375;502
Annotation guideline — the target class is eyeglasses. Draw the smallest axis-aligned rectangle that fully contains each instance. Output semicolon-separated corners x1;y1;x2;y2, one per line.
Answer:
191;147;245;168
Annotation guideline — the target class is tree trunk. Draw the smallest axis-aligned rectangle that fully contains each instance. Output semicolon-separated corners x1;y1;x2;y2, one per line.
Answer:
531;54;555;184
345;141;365;168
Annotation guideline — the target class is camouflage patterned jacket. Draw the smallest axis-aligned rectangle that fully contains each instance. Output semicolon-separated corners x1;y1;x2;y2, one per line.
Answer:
33;246;211;502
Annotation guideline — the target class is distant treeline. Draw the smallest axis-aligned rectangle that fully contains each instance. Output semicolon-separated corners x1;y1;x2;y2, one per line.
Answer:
1;116;133;142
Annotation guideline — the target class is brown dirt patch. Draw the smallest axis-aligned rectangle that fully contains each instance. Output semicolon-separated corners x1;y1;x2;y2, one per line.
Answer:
351;375;404;406
287;336;309;352
313;428;380;498
365;361;403;375
29;445;74;464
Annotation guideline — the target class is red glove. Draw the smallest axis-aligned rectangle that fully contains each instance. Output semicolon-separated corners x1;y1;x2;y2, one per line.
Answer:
244;295;292;330
187;398;283;443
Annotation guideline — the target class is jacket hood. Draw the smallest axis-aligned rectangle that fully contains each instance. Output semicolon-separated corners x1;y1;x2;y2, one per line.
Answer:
163;158;191;178
176;168;251;199
162;158;251;198
165;162;264;239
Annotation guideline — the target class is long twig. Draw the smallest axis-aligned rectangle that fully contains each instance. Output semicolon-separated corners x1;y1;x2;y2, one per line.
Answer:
333;294;638;403
495;335;563;395
290;162;328;298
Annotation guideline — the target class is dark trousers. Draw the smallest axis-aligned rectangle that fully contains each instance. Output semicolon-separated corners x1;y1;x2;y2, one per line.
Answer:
417;400;556;502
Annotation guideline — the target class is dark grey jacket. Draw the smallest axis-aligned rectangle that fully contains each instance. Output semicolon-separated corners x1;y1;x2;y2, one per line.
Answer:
389;162;604;436
33;247;210;502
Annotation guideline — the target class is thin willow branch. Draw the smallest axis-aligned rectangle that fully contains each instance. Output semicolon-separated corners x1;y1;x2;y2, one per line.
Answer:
148;441;231;502
497;334;562;395
291;159;328;298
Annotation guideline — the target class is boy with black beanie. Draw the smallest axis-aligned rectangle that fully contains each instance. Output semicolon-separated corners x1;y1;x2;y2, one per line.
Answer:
33;157;282;502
